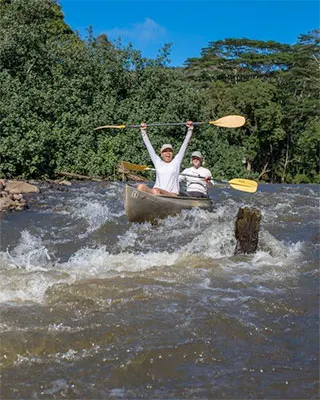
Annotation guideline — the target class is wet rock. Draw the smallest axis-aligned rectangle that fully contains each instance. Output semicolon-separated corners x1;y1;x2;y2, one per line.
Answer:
13;193;23;201
0;197;17;211
0;180;35;212
234;207;261;254
5;180;39;194
54;179;72;186
15;205;27;211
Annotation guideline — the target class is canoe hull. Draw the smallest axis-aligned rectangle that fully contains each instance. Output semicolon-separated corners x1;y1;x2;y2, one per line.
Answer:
125;184;212;223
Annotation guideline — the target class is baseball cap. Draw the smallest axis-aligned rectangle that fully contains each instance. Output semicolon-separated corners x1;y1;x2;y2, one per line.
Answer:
191;151;203;159
160;144;173;153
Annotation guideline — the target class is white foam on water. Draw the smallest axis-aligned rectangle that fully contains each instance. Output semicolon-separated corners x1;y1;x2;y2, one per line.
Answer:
71;200;113;233
0;229;183;303
117;230;139;249
64;246;180;278
182;221;235;258
116;204;238;255
53;190;125;236
217;237;306;291
0;199;307;305
1;230;54;270
13;343;102;369
47;322;87;333
258;229;305;263
41;379;69;396
0;271;62;304
0;231;63;303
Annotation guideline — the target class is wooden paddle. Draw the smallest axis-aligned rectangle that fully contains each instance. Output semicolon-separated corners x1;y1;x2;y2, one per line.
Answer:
121;162;258;193
94;115;245;130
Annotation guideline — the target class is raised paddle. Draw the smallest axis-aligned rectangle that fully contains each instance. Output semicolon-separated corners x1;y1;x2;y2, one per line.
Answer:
121;162;258;193
94;115;246;130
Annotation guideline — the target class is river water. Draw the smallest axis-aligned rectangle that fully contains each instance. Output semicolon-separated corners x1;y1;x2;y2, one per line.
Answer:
0;181;319;399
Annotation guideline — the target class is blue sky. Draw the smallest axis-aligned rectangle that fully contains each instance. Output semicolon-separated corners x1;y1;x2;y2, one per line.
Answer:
58;1;319;66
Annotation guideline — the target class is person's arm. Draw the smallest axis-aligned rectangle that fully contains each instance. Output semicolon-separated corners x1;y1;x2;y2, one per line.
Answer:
204;171;214;187
175;121;194;164
179;168;188;182
140;123;158;166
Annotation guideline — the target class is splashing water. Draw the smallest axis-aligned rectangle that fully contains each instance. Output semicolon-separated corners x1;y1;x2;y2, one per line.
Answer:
0;182;318;399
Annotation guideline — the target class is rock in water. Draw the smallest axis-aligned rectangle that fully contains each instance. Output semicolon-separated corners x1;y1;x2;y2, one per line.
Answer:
234;207;261;254
5;181;39;194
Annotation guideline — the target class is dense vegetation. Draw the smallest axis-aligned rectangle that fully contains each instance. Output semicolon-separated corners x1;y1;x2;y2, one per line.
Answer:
0;0;319;183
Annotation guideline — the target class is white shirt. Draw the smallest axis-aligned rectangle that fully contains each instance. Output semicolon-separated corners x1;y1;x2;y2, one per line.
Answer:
141;128;193;194
179;166;213;195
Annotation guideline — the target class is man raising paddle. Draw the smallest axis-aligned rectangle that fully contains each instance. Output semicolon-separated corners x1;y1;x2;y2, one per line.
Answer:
137;121;194;196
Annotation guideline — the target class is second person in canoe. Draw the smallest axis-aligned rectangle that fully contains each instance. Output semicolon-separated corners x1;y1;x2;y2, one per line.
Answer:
179;151;213;198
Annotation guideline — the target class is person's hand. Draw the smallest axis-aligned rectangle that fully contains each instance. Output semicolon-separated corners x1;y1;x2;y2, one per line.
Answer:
186;120;193;129
140;122;147;132
204;176;211;184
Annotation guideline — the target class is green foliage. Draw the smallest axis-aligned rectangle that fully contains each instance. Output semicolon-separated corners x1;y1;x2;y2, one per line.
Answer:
292;174;313;184
0;0;318;183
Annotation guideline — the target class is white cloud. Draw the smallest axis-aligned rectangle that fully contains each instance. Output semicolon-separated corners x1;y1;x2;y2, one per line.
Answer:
106;17;166;45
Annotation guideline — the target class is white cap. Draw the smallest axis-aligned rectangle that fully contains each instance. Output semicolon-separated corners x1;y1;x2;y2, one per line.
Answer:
191;151;203;159
160;144;173;153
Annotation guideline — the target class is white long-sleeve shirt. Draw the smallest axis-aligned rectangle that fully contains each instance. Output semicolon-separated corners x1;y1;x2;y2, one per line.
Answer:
179;166;213;195
141;128;193;194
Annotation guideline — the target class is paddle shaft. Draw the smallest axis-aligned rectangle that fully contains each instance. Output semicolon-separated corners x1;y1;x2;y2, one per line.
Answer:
122;121;218;128
180;173;218;183
94;115;246;130
180;174;258;193
96;122;217;130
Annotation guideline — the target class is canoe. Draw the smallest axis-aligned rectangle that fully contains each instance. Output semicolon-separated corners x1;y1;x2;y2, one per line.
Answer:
125;184;212;223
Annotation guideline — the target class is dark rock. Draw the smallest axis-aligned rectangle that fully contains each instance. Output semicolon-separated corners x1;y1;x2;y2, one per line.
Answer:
234;207;261;254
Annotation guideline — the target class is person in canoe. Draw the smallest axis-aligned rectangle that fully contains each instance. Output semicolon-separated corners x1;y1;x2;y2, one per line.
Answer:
179;151;213;198
137;121;194;196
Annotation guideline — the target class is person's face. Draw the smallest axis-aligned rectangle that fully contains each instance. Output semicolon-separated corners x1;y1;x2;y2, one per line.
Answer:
192;157;202;168
161;148;174;163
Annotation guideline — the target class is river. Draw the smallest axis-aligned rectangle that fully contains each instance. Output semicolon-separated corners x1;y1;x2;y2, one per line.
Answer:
0;181;319;399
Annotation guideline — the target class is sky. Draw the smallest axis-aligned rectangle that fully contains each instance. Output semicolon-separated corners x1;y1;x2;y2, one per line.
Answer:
58;0;320;67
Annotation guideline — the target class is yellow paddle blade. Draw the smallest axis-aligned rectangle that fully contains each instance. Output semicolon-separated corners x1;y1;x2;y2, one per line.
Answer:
121;161;151;171
209;115;246;128
94;124;126;130
228;178;258;193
